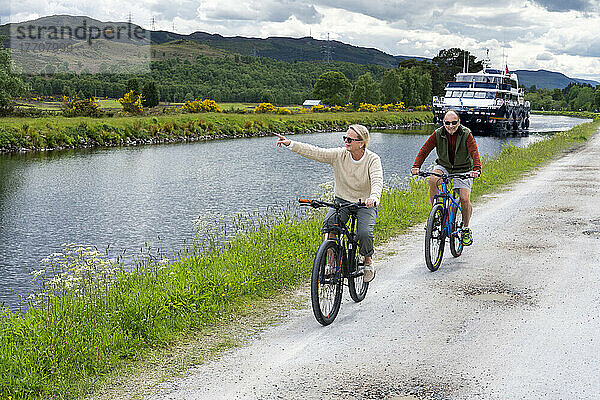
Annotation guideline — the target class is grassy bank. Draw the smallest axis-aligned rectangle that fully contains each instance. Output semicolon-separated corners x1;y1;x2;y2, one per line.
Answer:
531;110;599;120
1;118;599;399
0;111;432;153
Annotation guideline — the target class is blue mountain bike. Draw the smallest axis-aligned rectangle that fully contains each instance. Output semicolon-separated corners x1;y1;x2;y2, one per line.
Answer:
419;171;473;271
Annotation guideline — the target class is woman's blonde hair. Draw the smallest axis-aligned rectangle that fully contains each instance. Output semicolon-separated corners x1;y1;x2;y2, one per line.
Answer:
348;124;370;148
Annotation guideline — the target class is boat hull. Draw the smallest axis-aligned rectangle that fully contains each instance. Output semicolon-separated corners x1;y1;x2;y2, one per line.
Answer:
433;104;530;137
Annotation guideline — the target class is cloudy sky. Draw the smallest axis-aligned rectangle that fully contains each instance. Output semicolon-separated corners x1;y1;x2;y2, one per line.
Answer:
4;0;600;81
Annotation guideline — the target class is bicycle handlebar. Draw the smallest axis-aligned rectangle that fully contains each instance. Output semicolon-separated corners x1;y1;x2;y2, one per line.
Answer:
417;171;474;180
298;198;367;210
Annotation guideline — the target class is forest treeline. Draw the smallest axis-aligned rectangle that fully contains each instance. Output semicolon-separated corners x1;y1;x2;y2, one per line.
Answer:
524;83;600;112
23;48;481;107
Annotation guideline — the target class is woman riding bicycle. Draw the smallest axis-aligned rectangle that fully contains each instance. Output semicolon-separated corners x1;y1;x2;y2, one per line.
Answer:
411;110;481;246
274;125;383;282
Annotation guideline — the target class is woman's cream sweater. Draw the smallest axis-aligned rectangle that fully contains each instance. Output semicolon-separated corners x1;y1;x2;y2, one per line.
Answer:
289;140;383;204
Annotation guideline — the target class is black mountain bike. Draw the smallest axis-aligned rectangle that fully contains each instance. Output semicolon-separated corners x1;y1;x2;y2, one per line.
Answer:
299;198;369;326
418;171;473;271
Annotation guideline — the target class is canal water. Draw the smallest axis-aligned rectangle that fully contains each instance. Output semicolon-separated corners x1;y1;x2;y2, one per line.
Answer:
0;114;590;310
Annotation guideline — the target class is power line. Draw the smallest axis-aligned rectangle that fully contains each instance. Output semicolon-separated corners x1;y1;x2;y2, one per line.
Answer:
321;33;333;63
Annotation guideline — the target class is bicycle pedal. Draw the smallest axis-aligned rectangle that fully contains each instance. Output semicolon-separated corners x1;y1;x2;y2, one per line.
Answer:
349;269;365;278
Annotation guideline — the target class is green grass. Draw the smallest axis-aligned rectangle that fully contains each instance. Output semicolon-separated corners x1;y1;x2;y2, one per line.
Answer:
532;110;599;119
0;111;433;152
96;99;121;109
1;118;598;399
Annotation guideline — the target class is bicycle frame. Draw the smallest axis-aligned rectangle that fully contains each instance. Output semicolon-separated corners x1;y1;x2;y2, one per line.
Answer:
433;180;462;240
299;198;362;278
322;204;360;278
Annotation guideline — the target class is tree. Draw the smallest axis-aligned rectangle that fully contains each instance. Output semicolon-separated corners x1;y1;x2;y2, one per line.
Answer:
381;69;403;104
126;78;141;97
350;72;381;105
398;59;444;97
313;71;351;106
399;68;416;107
142;80;160;107
432;48;483;87
552;88;563;101
0;38;29;113
415;71;432;105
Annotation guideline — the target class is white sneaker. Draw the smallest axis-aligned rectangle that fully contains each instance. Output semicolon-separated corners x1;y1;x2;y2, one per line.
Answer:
363;262;375;283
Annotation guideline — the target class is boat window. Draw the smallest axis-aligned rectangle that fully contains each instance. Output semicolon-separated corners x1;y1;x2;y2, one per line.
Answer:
462;91;474;98
452;91;463;98
473;92;486;99
486;92;496;99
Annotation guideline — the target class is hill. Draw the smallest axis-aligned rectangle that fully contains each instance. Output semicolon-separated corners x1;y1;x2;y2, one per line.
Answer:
515;69;599;89
1;15;426;70
150;30;427;67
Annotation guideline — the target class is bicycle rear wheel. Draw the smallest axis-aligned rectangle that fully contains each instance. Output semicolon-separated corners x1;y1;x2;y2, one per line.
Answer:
425;204;446;271
348;243;368;302
311;240;343;326
449;199;464;258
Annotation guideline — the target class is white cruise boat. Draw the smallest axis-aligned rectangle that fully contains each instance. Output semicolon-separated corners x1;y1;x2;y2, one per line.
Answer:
432;62;530;136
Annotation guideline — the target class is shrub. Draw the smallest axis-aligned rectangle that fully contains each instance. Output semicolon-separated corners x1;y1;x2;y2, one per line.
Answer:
118;90;144;115
357;102;380;112
254;102;277;113
254;103;292;115
381;102;406;112
181;99;222;113
275;107;292;115
62;96;102;117
310;104;329;113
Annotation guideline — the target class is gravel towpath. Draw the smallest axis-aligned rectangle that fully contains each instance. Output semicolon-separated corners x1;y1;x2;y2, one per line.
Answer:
147;130;600;400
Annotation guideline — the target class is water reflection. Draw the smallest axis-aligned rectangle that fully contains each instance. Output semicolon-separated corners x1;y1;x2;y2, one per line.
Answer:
0;114;590;310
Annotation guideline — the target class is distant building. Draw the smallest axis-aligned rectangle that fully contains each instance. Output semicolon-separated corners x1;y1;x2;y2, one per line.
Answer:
302;100;321;108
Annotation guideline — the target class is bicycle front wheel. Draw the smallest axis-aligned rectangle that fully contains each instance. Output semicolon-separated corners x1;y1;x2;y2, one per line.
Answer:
449;199;464;258
425;204;446;271
311;240;343;326
348;243;368;302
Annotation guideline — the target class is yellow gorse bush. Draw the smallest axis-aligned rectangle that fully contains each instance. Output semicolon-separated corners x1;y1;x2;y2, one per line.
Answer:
415;105;432;111
309;104;329;113
181;99;222;113
358;103;380;112
381;102;406;112
118;90;144;115
62;95;101;117
254;102;292;114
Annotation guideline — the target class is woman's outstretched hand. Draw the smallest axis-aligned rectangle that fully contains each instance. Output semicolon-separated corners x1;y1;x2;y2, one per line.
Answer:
365;198;377;208
273;133;291;147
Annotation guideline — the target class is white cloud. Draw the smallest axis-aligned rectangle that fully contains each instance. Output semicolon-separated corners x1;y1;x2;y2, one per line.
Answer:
2;0;600;81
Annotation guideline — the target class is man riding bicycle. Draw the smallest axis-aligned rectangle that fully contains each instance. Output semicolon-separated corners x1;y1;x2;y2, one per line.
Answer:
275;124;383;282
411;110;481;246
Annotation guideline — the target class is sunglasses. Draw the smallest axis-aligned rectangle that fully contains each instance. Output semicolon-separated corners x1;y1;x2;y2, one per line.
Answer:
343;136;363;143
444;120;459;126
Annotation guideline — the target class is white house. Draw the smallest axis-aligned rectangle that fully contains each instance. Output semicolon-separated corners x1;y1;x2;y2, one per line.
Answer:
302;100;321;108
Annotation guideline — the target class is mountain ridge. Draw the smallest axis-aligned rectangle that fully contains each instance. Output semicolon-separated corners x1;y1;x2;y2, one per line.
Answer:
1;15;597;88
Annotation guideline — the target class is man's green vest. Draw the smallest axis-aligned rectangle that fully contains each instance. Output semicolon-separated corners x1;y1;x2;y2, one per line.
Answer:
434;125;473;173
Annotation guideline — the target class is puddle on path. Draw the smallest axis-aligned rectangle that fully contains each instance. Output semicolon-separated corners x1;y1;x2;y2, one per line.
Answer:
471;292;513;302
459;283;535;306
